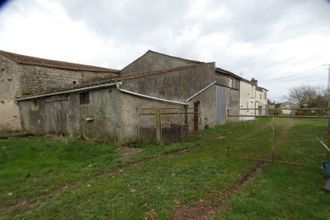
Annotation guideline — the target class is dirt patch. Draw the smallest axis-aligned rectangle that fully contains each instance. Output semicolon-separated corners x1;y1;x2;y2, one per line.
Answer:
0;132;32;139
172;163;265;220
116;147;142;156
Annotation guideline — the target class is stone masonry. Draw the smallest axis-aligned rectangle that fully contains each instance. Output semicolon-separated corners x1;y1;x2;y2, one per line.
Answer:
0;50;119;131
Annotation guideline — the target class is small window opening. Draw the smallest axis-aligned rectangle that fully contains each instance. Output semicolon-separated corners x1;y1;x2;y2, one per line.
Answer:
80;92;89;105
31;100;38;111
73;81;77;85
229;78;233;88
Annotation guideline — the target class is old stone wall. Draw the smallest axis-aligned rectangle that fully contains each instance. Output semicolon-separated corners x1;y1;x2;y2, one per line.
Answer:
122;63;216;101
18;65;117;97
188;85;217;129
0;55;22;130
18;65;241;143
19;88;123;143
18;87;186;143
121;63;218;130
121;51;197;76
16;51;242;141
119;92;187;143
0;53;117;131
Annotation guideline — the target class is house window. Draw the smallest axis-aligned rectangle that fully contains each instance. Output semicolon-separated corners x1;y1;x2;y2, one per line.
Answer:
80;92;89;105
264;93;267;100
259;94;262;100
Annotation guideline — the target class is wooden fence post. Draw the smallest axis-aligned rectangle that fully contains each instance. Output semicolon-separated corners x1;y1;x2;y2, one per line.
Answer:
155;109;162;143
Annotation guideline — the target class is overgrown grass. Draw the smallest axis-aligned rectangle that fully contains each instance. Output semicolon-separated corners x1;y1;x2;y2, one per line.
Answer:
275;118;327;165
227;117;273;159
0;137;118;208
1;118;329;219
20;147;254;219
215;164;330;219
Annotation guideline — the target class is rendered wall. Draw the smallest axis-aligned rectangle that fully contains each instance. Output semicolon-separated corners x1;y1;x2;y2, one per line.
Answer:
19;88;123;142
18;88;186;143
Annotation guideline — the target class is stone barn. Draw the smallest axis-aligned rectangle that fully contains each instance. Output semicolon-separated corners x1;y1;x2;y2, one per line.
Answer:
17;50;241;143
0;50;119;131
121;51;240;125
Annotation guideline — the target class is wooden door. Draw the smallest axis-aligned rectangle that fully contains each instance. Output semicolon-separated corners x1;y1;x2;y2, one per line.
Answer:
216;85;229;124
193;101;199;132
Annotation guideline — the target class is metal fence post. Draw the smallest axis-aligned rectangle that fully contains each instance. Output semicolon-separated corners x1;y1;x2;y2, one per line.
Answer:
272;113;275;162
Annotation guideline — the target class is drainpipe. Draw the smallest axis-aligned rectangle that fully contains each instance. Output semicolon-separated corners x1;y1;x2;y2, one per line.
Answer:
16;82;117;101
185;81;217;102
116;82;188;106
116;80;217;106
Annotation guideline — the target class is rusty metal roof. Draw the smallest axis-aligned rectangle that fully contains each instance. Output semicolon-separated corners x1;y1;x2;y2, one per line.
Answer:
0;50;119;73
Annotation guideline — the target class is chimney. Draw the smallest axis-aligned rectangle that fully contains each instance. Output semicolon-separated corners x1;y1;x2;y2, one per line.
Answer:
251;77;258;85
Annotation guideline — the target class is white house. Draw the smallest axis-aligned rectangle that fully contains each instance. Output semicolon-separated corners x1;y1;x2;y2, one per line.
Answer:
280;102;296;115
239;78;268;120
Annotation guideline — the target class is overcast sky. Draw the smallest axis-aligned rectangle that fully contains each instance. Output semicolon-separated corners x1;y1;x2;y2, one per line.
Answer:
1;0;330;101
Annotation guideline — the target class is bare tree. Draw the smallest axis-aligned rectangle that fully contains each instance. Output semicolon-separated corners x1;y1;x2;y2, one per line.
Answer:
288;85;327;108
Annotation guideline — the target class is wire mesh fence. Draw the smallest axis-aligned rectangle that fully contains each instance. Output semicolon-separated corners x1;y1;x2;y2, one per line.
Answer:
138;107;197;143
227;108;330;166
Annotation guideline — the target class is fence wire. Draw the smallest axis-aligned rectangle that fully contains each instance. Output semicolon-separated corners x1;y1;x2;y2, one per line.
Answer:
227;108;329;166
138;107;196;143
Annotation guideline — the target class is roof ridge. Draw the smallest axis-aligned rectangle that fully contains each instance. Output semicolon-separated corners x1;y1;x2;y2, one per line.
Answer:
147;50;204;64
0;50;119;73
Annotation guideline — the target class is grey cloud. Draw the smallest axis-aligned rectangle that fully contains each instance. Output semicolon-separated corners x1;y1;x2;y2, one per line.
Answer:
1;0;330;100
57;0;191;43
198;0;330;44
